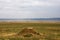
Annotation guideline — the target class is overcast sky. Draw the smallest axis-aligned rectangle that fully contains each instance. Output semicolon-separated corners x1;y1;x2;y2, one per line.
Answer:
0;0;60;18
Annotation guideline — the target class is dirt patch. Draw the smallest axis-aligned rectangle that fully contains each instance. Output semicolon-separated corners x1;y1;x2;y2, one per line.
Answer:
17;27;40;37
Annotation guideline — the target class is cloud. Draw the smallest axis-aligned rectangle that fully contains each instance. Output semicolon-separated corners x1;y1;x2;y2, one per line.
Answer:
0;0;60;18
23;0;60;7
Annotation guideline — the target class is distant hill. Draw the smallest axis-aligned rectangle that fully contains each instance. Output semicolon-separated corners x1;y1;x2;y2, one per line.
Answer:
0;18;60;20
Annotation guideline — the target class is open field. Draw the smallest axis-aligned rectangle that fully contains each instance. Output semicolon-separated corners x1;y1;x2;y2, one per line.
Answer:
0;21;60;40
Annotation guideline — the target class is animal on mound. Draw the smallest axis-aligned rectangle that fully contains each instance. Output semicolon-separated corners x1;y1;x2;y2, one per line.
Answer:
18;27;40;37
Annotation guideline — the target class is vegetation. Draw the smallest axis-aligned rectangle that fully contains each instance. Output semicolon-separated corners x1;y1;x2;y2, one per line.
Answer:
0;22;60;40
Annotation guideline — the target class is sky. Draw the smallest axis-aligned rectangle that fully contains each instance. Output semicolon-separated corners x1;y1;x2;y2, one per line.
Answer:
0;0;60;18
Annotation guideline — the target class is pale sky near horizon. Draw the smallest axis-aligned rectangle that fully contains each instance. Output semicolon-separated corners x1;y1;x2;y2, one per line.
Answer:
0;0;60;18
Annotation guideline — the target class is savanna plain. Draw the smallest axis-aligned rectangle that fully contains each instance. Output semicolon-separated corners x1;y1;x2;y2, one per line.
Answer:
0;21;60;40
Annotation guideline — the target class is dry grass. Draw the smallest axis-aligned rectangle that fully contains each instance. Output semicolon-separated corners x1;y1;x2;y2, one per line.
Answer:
0;21;60;40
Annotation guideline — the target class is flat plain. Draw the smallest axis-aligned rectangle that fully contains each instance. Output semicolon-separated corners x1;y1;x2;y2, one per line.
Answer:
0;21;60;40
